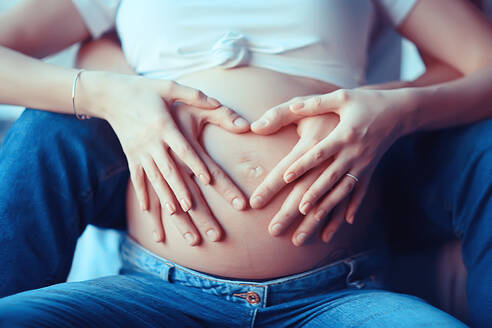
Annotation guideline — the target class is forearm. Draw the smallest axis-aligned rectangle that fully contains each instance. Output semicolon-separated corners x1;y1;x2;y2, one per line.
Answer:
0;0;89;58
362;62;462;90
0;46;107;118
402;66;492;133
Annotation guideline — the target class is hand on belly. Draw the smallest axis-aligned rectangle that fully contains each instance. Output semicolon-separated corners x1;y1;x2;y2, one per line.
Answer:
126;67;377;279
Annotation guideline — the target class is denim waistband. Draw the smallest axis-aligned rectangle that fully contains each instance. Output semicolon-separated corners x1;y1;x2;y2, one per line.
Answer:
120;237;385;308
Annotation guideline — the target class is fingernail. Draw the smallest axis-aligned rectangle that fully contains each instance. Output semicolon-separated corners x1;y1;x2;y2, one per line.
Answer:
284;172;296;183
271;223;283;236
347;216;354;224
324;231;335;243
296;232;307;245
199;173;210;185
180;198;191;212
233;117;249;129
152;230;160;242
232;197;245;210
300;202;311;215
250;195;263;208
207;97;220;107
251;119;269;130
289;103;304;111
206;229;219;241
314;210;325;221
140;202;147;211
184;233;195;245
165;202;176;215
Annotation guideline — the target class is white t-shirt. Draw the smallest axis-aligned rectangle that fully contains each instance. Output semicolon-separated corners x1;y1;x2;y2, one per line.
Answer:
72;0;417;88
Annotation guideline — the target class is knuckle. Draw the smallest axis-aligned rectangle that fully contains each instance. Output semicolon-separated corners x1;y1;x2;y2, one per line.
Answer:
305;190;320;201
148;170;161;183
160;161;174;178
267;108;281;121
328;171;340;185
336;89;349;102
133;164;144;179
311;96;322;108
174;143;193;158
209;167;224;180
341;127;358;143
192;89;204;101
312;149;324;162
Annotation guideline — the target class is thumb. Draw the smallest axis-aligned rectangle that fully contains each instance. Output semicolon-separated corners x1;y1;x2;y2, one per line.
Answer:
289;90;349;116
163;81;221;109
251;103;304;135
203;106;250;133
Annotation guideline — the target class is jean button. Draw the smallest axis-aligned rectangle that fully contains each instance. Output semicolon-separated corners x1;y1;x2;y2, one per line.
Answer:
245;291;260;304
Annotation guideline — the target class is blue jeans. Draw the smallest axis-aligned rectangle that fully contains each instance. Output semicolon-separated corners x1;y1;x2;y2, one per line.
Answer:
0;109;129;297
379;118;492;327
0;108;489;325
0;237;466;327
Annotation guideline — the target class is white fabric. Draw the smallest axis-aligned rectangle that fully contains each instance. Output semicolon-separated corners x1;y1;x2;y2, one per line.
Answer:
72;0;120;38
72;0;417;88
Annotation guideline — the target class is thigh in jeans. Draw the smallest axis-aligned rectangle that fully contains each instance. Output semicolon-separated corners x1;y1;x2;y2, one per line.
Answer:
0;109;128;297
258;289;467;327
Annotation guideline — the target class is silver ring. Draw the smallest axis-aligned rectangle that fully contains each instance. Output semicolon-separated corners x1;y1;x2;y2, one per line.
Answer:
345;173;359;184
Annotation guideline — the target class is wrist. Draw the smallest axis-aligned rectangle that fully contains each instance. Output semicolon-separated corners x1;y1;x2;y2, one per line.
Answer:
75;70;117;120
391;88;421;136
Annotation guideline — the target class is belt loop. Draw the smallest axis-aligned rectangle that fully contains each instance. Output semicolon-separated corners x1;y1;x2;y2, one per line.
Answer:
160;263;174;282
344;258;365;289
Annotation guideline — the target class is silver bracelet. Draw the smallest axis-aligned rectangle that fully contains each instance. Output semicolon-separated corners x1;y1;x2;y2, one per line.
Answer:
72;69;91;120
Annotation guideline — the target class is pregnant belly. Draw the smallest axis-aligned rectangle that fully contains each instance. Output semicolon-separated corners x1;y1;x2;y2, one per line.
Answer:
126;67;378;279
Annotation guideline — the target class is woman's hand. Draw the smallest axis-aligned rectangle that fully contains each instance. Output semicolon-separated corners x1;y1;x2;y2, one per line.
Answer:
250;89;412;245
81;71;249;218
149;102;249;244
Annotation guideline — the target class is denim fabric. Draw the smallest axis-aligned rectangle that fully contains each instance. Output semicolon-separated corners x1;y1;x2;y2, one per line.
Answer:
379;118;492;327
0;237;466;327
0;109;129;297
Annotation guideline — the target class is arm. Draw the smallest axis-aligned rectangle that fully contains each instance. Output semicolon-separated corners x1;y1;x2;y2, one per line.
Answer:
0;0;249;241
363;52;462;90
75;35;249;244
250;0;492;245
0;0;90;58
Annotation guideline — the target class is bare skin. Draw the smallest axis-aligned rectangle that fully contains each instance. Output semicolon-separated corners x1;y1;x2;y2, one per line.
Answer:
126;67;378;279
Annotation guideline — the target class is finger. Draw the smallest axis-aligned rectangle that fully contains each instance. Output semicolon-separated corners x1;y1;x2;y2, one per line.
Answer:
322;198;349;243
166;209;201;246
268;176;311;237
345;175;370;224
129;162;149;211
195;140;247;211
140;155;177;214
269;166;325;238
151;145;192;213
185;174;224;242
292;207;328;247
298;157;349;215
289;90;349;116
203;106;250;133
310;173;358;224
250;138;314;209
163;81;221;108
283;125;345;183
148;188;166;243
251;102;305;135
165;130;211;185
